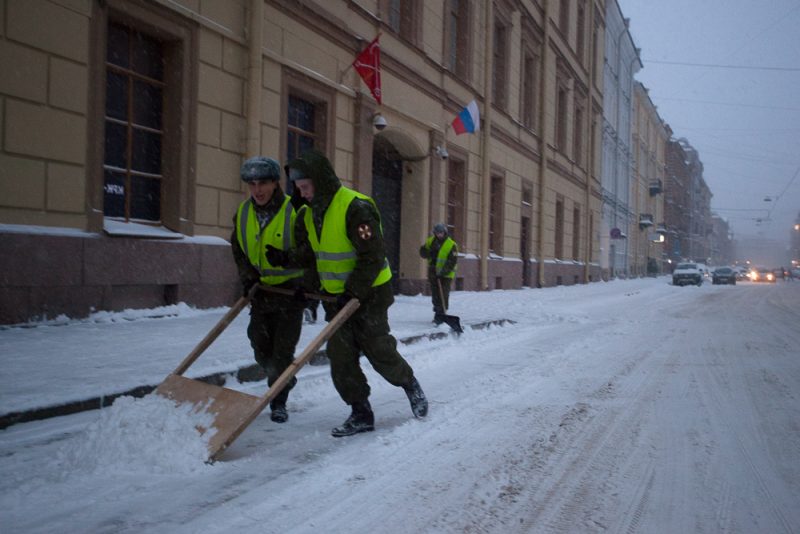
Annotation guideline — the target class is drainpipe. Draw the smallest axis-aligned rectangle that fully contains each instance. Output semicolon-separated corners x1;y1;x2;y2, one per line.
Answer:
245;0;264;158
479;0;493;291
583;0;595;283
536;0;552;288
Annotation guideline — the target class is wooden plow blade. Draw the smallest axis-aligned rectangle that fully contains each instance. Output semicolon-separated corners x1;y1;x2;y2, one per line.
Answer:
155;286;358;461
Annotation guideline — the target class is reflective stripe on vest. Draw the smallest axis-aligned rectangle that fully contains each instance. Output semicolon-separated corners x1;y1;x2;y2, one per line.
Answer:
425;235;458;279
236;196;303;285
303;187;392;293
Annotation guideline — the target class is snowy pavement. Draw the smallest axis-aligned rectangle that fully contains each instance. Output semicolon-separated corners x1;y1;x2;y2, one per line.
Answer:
2;277;799;533
0;291;472;419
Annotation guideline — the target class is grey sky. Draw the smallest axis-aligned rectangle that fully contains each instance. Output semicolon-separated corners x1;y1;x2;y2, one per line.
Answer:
615;0;800;244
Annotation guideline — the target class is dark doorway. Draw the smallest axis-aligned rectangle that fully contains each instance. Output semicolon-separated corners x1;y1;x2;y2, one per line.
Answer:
521;216;531;286
371;137;403;293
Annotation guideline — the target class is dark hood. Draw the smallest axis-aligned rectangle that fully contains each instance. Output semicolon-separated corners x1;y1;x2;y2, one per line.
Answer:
285;149;342;215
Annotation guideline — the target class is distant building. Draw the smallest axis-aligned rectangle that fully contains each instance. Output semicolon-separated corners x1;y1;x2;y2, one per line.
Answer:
709;215;734;266
663;137;711;267
600;1;641;279
631;82;668;276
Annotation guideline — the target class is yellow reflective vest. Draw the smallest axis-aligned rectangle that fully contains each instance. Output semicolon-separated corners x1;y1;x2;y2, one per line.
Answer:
235;196;303;285
424;235;458;279
302;187;392;294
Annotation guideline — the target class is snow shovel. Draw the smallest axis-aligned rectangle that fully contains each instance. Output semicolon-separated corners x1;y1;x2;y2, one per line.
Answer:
435;278;463;334
156;287;360;462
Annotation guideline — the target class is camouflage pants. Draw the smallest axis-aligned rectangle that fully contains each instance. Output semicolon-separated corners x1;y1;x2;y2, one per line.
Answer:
247;300;304;405
325;295;414;405
429;275;451;314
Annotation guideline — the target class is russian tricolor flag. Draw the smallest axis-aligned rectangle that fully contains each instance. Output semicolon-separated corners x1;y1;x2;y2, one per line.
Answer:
451;100;480;135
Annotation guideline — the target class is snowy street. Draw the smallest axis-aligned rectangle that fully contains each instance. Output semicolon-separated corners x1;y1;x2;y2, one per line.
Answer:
1;277;799;533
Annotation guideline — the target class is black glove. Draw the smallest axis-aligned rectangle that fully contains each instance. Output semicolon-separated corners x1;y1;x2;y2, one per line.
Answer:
290;188;307;211
242;276;259;297
336;293;356;310
266;245;289;267
293;287;307;304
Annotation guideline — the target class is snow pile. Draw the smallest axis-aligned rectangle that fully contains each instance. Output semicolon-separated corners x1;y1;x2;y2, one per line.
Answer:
57;394;215;475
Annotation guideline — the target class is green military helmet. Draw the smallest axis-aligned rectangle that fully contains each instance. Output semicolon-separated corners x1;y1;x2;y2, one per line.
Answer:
240;156;281;182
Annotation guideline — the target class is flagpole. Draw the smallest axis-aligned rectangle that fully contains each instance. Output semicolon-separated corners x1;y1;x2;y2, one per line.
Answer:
340;33;376;85
338;62;353;85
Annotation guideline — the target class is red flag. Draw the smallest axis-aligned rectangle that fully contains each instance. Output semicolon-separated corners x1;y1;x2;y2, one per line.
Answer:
352;35;382;104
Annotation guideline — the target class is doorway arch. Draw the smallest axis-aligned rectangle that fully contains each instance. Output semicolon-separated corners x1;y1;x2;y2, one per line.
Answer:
370;129;427;293
372;136;404;293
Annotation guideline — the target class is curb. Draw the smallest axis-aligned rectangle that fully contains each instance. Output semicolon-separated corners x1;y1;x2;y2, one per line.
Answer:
0;319;513;429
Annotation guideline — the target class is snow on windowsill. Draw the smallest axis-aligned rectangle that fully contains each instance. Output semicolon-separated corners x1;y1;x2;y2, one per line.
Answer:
104;219;230;245
104;219;184;239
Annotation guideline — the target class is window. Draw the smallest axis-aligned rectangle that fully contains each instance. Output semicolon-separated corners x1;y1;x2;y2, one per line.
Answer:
573;206;581;260
91;1;196;234
576;4;586;63
592;21;599;85
555;197;564;259
559;0;570;36
492;17;508;110
573;100;584;164
555;76;569;151
103;23;165;222
590;112;599;173
384;0;419;44
521;48;539;129
287;95;320;162
445;0;470;79
283;71;333;188
489;175;504;254
447;158;466;244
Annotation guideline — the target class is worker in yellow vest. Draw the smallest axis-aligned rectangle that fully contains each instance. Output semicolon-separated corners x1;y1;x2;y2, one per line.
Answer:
231;156;305;424
267;149;428;437
419;223;458;324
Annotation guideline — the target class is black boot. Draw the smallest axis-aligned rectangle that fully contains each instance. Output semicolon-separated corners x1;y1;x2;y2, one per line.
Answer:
331;401;375;437
270;401;288;423
267;376;295;423
403;377;428;418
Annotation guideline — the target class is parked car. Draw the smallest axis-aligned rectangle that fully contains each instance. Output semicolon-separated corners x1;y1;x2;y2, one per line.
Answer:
749;268;776;283
672;262;703;286
712;266;736;285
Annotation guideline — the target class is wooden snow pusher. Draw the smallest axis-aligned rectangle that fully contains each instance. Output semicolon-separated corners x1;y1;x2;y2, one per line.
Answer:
155;286;359;462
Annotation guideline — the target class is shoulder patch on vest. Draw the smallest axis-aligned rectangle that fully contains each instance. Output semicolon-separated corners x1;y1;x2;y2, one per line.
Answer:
357;223;373;240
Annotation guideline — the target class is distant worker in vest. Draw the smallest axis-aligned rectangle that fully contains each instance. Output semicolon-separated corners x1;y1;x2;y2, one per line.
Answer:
231;156;306;424
266;149;428;437
419;223;458;325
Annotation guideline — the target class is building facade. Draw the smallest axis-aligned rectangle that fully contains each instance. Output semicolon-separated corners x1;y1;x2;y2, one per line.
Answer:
663;137;712;267
709;214;733;266
599;0;640;279
0;0;607;324
630;81;668;276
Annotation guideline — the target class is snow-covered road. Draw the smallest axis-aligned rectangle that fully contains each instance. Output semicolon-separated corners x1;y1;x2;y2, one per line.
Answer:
2;277;799;533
